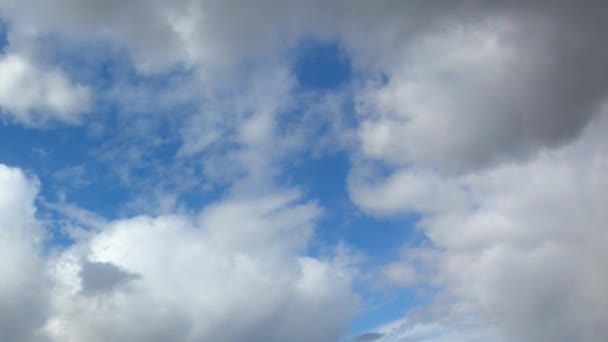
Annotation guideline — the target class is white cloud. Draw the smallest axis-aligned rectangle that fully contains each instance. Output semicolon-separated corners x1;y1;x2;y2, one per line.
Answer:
374;245;439;288
342;3;608;340
0;164;358;341
1;1;607;341
350;110;608;341
0;53;90;125
0;164;48;342
46;189;357;342
348;166;466;216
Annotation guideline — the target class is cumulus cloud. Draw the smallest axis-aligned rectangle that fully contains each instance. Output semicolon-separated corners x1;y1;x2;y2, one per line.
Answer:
0;165;358;341
0;0;322;72
355;1;608;173
46;189;357;342
344;3;608;341
0;166;360;341
2;1;606;153
351;108;608;341
1;1;607;341
0;165;48;342
0;53;90;125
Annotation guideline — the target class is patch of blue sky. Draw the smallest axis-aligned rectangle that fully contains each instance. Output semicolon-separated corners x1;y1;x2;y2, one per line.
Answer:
346;287;425;339
0;123;129;215
287;39;429;337
286;152;419;256
286;151;426;337
0;19;6;53
292;39;353;90
0;36;204;214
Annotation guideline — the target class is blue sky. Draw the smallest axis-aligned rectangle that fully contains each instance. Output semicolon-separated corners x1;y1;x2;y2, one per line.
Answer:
1;2;607;342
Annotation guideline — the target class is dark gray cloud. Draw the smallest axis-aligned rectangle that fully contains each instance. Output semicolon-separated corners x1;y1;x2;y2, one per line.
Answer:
79;260;140;295
355;0;608;173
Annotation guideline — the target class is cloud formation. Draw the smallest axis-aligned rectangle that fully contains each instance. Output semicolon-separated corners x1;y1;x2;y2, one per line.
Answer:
0;1;607;341
0;165;48;342
345;2;608;341
0;53;90;125
355;1;608;173
352;100;608;342
0;165;358;342
49;191;357;342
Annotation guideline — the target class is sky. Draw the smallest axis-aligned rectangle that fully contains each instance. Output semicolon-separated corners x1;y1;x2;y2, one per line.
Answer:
0;1;607;341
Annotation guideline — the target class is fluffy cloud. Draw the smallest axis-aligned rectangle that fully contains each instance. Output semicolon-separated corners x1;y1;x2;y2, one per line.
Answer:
0;162;356;341
45;189;357;342
1;1;607;341
355;1;608;173
0;167;357;341
351;108;608;341
345;3;608;341
0;53;90;125
0;0;320;72
2;1;606;149
0;165;48;342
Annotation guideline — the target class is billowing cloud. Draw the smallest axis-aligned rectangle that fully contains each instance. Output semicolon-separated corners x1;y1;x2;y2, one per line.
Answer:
0;1;607;341
0;164;359;341
0;53;90;125
351;108;608;341
45;189;357;342
355;1;608;173
345;3;608;341
0;0;320;72
0;165;48;342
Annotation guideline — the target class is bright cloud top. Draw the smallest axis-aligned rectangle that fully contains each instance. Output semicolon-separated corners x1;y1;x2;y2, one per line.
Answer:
0;53;90;125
